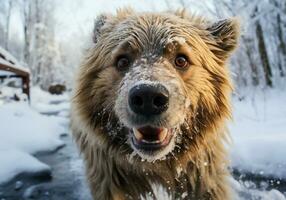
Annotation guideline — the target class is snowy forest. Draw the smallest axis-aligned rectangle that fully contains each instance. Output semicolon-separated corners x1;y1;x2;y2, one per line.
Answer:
1;0;286;91
0;0;286;200
0;0;77;91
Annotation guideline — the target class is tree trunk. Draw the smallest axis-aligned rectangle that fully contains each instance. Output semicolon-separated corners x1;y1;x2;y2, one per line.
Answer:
242;36;259;86
256;21;273;87
4;0;12;50
277;14;286;77
34;0;42;85
23;0;31;65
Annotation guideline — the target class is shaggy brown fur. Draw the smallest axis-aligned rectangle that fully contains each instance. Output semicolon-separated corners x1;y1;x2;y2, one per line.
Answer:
71;8;239;200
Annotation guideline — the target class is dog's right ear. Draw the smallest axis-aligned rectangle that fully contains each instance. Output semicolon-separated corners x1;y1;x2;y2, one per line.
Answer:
93;14;109;43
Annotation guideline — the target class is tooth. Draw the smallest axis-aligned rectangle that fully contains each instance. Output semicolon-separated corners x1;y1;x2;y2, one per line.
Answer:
133;128;143;140
142;139;160;144
159;128;168;141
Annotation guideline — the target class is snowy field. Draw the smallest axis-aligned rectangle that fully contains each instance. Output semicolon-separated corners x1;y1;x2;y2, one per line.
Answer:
0;87;69;184
230;88;286;200
231;89;286;180
0;87;285;199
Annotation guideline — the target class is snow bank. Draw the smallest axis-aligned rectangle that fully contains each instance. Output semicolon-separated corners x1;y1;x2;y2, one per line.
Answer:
0;150;50;183
0;100;68;184
0;102;67;153
230;89;286;179
140;179;286;200
30;87;69;105
0;86;27;102
230;177;286;200
30;86;70;117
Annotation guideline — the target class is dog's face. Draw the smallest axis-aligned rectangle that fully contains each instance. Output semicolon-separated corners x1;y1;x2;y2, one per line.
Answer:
74;10;239;163
114;39;195;161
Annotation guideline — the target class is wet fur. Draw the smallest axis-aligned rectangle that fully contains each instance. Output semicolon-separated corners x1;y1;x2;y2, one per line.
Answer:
71;9;239;200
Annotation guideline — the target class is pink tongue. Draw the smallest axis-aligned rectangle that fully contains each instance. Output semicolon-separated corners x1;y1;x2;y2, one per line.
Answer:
138;126;163;141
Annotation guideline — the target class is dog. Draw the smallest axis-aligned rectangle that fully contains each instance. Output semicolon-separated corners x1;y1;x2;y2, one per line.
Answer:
71;8;239;200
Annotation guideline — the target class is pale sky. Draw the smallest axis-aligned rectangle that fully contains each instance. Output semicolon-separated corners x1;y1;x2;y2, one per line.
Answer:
54;0;202;42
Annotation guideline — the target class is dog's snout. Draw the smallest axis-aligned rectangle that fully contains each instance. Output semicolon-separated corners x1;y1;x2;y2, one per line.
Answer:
129;84;169;116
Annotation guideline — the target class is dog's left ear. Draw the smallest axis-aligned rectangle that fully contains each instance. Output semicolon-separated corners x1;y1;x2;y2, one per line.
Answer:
207;18;240;61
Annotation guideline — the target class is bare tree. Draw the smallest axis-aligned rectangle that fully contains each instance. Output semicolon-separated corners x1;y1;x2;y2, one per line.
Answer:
4;0;12;50
256;20;272;87
22;0;32;65
273;0;286;77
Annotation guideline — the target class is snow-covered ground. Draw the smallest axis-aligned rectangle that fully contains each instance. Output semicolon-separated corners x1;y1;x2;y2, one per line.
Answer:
231;176;286;200
0;86;285;199
229;88;286;199
0;87;69;184
230;89;286;180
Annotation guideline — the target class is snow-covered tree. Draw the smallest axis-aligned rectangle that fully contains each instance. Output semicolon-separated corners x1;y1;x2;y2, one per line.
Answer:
19;0;66;89
207;0;286;89
1;0;286;91
0;0;13;50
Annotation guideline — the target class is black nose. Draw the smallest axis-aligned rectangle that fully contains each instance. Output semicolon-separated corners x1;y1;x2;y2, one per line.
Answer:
128;84;169;116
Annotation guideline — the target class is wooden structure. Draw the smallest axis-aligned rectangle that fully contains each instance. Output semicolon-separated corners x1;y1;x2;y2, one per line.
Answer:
0;49;30;101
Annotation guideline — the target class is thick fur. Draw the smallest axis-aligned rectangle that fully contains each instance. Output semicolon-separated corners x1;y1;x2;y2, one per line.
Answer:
71;9;239;200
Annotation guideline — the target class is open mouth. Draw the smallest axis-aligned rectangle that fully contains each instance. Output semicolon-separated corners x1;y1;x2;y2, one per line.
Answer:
130;126;173;151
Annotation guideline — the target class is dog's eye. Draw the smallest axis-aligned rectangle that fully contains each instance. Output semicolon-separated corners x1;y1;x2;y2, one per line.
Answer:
116;56;130;71
175;55;189;69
